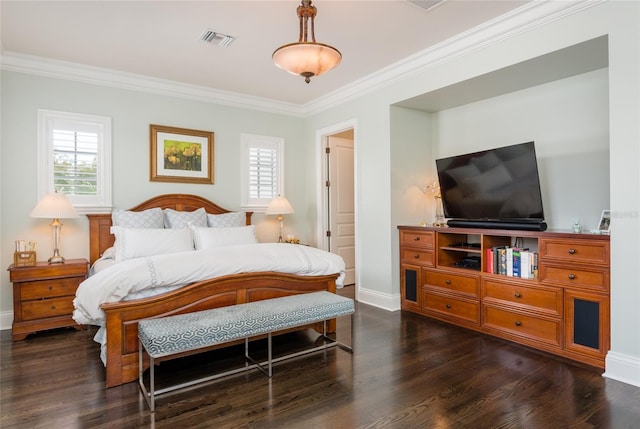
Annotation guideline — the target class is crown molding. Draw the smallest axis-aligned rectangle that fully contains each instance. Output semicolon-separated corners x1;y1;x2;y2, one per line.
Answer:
0;52;305;117
303;0;604;116
1;0;602;118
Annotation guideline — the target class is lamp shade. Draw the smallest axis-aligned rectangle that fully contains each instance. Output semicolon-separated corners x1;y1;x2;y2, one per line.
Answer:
272;0;341;84
30;192;79;219
272;42;341;80
265;196;295;215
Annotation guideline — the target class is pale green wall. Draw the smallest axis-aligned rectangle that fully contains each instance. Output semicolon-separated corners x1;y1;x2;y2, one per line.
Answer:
0;72;308;318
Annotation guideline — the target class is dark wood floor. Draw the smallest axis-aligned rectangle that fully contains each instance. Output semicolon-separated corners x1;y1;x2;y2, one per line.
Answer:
2;286;639;429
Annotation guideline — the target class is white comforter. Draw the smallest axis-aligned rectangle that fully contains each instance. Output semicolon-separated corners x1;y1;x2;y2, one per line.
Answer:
73;243;346;326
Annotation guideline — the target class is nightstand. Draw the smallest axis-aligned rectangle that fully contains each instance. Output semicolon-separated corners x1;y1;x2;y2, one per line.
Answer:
8;258;88;341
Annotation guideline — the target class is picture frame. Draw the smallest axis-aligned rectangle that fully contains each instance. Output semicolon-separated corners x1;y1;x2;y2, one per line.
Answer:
598;209;611;234
150;124;214;184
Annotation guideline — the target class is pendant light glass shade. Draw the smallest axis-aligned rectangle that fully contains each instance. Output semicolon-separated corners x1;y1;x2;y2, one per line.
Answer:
273;0;341;83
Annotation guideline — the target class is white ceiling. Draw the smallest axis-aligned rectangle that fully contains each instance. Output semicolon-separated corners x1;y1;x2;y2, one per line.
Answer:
0;0;531;106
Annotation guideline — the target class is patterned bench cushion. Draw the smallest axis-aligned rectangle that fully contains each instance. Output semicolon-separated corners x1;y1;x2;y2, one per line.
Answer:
138;291;354;358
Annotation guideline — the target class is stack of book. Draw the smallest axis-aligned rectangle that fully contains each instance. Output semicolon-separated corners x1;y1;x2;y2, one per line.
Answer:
485;246;538;279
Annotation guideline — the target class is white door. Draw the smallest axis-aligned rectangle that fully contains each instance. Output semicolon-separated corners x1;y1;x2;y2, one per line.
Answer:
327;134;355;286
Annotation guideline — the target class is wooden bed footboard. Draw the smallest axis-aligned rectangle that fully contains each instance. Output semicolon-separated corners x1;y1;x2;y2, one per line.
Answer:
100;271;338;388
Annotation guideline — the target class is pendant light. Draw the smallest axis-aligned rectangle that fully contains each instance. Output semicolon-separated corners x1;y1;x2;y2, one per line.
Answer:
272;0;342;83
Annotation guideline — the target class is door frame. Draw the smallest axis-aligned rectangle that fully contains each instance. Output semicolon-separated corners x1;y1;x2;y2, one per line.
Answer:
315;119;359;293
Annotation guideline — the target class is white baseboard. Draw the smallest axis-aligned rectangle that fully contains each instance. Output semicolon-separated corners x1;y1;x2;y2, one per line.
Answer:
0;310;13;331
604;351;640;387
356;286;400;311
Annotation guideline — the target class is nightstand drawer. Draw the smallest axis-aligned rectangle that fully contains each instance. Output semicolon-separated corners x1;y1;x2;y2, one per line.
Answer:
20;278;81;300
21;297;75;320
483;305;561;348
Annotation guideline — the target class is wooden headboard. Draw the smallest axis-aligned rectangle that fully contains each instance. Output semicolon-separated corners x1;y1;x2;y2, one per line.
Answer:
86;194;253;265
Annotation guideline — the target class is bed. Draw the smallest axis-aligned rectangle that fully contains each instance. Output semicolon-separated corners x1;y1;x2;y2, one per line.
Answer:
78;194;344;388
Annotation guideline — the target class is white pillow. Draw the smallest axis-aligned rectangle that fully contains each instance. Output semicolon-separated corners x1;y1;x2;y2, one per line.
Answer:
110;226;194;261
164;208;208;228
112;207;164;228
206;211;246;228
191;225;257;250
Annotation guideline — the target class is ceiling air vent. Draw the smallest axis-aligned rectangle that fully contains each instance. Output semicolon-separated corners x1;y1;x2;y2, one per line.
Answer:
200;29;236;48
408;0;445;12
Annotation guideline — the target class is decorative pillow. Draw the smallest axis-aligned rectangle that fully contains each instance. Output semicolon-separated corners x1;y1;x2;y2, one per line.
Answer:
164;208;208;228
206;211;246;228
191;225;257;250
112;207;164;228
110;226;194;262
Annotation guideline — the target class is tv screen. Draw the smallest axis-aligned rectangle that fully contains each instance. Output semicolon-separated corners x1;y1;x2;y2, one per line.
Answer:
435;142;545;228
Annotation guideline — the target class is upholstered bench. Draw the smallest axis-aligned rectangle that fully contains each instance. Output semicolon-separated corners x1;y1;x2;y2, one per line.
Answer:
138;291;355;411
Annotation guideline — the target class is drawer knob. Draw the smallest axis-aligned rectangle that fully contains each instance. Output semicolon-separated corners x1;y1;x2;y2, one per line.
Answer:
514;292;522;299
568;274;576;280
413;236;420;241
414;254;420;259
49;286;53;290
515;320;522;327
445;279;451;285
446;304;451;309
568;249;576;255
51;306;56;310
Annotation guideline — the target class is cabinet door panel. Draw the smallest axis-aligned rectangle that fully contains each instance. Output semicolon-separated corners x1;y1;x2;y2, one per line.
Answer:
564;289;609;360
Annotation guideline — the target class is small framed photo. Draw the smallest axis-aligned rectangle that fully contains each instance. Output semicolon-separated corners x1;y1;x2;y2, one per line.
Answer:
598;210;611;234
150;124;214;184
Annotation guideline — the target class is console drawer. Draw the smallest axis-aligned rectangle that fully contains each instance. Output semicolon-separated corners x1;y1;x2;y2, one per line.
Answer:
482;279;562;316
540;264;609;292
400;230;434;249
401;248;434;267
539;238;609;265
425;270;479;298
423;291;479;325
483;305;561;348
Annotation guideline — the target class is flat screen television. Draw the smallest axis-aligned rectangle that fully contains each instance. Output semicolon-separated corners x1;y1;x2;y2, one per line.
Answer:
435;141;547;231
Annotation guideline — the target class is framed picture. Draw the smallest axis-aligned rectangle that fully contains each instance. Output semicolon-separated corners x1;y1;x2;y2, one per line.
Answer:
598;209;611;234
150;124;214;184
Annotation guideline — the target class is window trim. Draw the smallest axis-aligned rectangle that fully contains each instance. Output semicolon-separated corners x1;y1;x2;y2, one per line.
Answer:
240;133;285;211
37;109;112;214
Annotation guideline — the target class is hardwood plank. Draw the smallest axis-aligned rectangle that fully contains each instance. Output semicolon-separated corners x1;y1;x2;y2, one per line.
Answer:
1;286;638;428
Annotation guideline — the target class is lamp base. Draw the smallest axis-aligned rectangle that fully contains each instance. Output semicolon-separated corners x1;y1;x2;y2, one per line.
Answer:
48;247;65;264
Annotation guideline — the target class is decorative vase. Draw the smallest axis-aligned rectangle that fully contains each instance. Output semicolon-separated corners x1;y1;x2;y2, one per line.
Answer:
433;195;446;227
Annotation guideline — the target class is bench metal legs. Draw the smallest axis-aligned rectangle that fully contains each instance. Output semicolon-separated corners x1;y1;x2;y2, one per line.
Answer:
139;313;354;412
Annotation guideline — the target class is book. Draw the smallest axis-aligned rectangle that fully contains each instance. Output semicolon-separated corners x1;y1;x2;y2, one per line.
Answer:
520;250;530;279
506;247;513;276
486;248;494;273
498;247;508;275
512;249;521;277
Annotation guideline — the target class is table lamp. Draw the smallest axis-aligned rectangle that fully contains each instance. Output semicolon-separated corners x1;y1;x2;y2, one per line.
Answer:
265;196;295;243
30;192;79;263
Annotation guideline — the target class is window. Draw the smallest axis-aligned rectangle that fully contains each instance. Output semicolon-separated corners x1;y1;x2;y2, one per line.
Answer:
37;110;112;213
240;133;284;210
